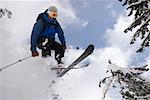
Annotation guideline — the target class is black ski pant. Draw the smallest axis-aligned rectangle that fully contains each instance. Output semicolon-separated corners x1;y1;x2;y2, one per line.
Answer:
37;37;65;64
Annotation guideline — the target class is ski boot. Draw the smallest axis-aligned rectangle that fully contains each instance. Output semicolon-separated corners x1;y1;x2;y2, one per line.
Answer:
42;48;51;57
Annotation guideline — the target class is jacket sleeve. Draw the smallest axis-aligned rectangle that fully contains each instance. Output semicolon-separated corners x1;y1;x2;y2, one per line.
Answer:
30;20;44;52
56;22;66;46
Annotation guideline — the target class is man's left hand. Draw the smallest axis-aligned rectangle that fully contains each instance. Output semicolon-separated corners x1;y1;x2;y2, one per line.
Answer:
62;45;66;50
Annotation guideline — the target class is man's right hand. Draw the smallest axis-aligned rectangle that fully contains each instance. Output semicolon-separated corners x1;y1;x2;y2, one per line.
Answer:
32;51;39;57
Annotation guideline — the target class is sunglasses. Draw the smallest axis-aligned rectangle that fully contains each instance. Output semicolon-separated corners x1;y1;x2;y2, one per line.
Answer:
50;12;58;17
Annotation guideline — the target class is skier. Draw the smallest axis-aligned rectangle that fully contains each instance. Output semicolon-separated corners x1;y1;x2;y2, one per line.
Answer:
30;6;66;65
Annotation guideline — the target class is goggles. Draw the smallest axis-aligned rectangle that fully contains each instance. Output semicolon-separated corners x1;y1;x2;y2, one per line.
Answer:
49;12;58;18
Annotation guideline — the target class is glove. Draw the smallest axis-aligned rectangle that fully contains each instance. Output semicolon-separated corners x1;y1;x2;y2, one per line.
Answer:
32;51;39;57
62;44;66;50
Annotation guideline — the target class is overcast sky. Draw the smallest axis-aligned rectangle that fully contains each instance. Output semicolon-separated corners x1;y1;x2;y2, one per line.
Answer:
0;0;150;100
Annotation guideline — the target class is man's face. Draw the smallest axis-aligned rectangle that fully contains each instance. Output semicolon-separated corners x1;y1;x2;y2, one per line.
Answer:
49;11;58;18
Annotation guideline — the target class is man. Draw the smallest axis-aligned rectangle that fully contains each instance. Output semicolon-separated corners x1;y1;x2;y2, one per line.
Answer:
30;6;66;65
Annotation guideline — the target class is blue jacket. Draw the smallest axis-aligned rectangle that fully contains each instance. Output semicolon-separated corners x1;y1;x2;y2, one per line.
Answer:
30;13;66;52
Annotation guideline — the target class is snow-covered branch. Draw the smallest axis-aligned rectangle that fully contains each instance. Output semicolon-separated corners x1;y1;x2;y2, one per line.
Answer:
99;61;150;100
118;0;150;52
0;8;12;18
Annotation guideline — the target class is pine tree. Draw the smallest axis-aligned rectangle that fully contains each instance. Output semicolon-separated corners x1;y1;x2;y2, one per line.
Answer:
99;61;150;100
0;8;12;18
118;0;150;52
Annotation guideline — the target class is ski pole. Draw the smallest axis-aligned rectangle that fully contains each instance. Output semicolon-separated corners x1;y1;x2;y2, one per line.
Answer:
0;55;32;72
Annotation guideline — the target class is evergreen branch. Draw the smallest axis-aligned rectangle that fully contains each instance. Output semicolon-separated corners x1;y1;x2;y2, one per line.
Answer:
125;9;150;33
100;63;150;100
130;18;150;44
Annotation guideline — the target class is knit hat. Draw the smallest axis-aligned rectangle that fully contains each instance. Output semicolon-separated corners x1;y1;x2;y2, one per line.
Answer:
48;6;57;13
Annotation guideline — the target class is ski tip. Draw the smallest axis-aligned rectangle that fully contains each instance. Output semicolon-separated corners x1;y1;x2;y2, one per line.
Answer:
57;74;62;77
88;44;94;50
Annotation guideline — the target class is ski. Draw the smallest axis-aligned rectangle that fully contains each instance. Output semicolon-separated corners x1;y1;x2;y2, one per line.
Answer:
51;63;90;70
57;44;94;77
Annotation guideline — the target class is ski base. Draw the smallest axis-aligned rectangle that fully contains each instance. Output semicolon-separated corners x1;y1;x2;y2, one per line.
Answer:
57;44;94;77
